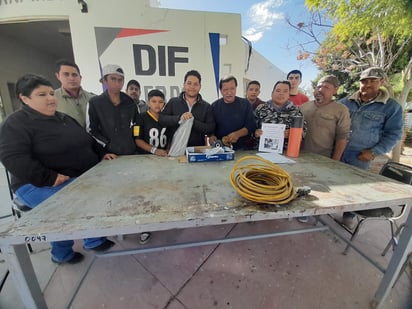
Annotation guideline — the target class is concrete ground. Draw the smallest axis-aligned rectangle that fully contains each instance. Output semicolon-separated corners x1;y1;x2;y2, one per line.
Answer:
0;155;411;309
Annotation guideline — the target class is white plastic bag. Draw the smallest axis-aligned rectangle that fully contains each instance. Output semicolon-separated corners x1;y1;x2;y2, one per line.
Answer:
168;117;194;157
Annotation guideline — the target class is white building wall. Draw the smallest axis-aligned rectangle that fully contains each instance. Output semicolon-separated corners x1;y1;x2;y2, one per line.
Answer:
0;0;283;111
243;47;285;101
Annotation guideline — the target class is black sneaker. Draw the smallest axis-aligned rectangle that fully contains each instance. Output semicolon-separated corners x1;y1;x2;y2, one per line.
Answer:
342;216;356;229
297;216;309;223
90;239;115;252
139;232;151;245
52;252;84;265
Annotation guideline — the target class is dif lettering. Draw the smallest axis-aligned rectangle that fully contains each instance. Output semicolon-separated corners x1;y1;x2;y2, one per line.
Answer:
0;0;23;5
133;44;189;76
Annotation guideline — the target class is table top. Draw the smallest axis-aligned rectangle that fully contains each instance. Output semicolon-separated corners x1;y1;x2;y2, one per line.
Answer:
1;152;411;245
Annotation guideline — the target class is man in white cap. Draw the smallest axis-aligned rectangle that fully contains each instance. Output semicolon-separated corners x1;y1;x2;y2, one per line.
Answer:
87;64;139;156
87;64;150;244
339;67;403;228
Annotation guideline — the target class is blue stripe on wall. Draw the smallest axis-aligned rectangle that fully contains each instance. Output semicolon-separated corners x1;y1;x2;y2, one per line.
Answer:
209;33;220;97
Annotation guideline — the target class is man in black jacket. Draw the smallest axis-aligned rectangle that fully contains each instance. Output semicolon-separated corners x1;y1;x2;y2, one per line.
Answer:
159;70;215;146
87;64;139;156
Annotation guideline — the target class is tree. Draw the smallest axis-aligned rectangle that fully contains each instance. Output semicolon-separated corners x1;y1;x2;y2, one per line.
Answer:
299;0;412;161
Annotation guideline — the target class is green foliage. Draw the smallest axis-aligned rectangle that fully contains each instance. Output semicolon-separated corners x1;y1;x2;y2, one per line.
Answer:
306;0;412;41
306;0;411;28
305;0;412;100
314;70;358;100
393;43;412;73
305;0;412;158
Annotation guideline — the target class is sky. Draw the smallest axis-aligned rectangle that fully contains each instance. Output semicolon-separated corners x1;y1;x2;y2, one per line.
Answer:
156;0;321;92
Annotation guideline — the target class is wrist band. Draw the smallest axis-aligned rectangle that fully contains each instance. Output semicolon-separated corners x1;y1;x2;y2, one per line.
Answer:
150;146;157;154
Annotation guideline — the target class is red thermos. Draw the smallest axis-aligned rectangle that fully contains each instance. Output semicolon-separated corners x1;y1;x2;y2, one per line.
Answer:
286;116;303;158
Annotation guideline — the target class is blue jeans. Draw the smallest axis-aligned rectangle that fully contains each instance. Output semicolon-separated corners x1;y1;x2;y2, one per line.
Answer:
15;178;107;263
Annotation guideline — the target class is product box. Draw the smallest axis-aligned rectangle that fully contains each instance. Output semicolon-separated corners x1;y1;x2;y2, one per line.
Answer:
186;146;235;163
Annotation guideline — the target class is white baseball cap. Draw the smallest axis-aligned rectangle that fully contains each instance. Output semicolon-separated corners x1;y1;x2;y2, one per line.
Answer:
99;64;124;82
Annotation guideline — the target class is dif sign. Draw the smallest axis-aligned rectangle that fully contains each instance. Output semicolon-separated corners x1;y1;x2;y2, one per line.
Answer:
133;44;189;76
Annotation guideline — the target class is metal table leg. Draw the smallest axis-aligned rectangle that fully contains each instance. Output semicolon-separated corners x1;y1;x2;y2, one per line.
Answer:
1;244;47;309
372;208;412;309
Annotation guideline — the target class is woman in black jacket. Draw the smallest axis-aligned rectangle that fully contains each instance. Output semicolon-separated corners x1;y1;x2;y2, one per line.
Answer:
0;74;115;264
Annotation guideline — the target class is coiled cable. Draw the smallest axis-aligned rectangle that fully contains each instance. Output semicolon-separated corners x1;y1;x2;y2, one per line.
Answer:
230;155;296;205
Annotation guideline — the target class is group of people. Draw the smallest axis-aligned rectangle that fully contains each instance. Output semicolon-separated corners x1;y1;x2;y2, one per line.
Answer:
245;68;402;170
245;69;402;225
0;62;403;264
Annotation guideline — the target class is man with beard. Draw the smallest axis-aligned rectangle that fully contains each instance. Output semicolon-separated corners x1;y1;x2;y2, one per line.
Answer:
300;75;351;160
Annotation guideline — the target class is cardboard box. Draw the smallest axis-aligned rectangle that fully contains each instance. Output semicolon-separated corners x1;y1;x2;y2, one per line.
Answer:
186;146;235;162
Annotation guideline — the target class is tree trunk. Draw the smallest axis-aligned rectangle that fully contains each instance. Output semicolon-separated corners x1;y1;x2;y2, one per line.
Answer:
392;142;401;162
399;57;412;104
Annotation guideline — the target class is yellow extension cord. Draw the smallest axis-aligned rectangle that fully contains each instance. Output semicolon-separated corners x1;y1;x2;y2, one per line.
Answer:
230;155;296;205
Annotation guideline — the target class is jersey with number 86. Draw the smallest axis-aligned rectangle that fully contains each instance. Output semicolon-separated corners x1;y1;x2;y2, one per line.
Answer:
134;112;172;153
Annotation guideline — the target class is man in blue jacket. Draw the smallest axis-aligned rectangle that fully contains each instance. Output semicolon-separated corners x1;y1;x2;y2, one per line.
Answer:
340;67;403;227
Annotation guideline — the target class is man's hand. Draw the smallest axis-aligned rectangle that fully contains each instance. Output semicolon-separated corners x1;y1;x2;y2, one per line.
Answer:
180;112;193;121
103;153;118;160
357;149;375;162
255;129;263;138
208;135;217;145
154;149;168;157
227;132;240;144
53;174;70;187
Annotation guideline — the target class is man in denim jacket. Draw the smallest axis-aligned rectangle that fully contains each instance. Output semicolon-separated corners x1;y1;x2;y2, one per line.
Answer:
339;67;403;228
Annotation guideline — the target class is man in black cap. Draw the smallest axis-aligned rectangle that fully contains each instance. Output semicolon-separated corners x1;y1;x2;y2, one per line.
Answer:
340;67;403;169
339;67;403;228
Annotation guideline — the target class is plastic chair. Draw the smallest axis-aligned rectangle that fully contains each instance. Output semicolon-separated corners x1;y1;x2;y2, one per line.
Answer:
5;170;31;217
4;170;32;252
1;169;33;293
343;161;412;255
